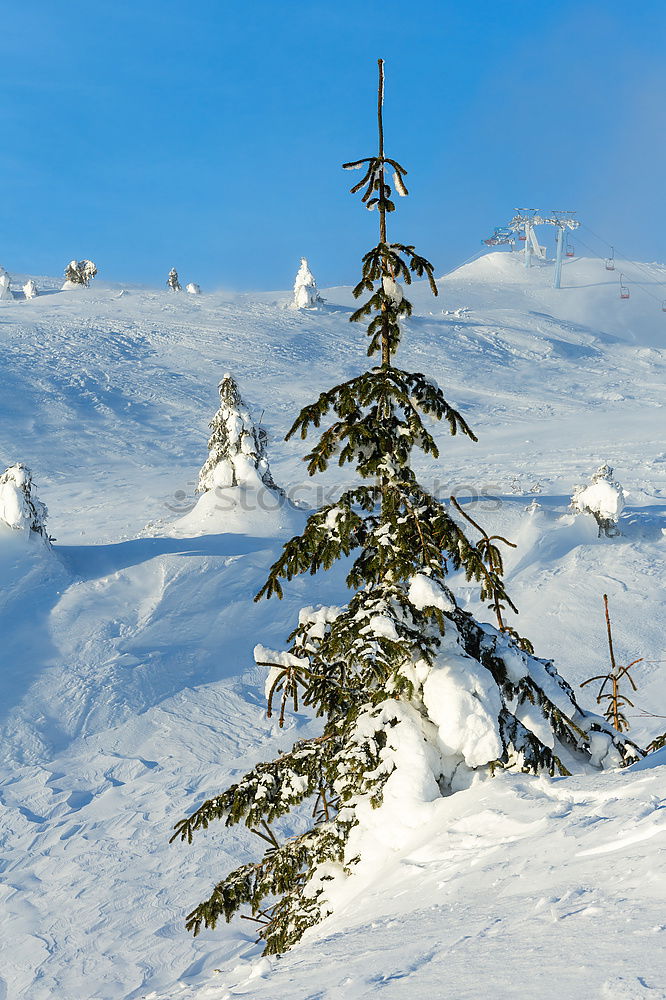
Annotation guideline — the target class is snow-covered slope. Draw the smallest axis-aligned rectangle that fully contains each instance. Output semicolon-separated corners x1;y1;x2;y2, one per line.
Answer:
0;252;664;999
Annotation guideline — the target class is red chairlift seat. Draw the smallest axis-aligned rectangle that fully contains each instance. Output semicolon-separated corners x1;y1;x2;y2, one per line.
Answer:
620;288;630;300
519;234;527;241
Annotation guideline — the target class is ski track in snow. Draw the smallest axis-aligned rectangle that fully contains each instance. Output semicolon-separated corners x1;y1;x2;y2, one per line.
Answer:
0;253;664;999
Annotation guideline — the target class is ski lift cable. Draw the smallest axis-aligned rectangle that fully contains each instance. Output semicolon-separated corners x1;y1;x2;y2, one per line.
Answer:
574;232;666;306
580;224;666;289
574;234;660;306
580;223;649;268
441;246;489;279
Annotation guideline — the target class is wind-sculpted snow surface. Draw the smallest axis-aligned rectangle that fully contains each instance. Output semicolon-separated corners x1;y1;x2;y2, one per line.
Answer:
0;253;664;998
147;756;666;1000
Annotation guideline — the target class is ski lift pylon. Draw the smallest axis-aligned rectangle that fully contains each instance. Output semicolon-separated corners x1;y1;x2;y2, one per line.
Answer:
619;273;630;300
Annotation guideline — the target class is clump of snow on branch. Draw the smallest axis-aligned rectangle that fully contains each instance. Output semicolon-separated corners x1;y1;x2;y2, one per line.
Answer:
422;639;503;769
23;279;38;300
408;573;455;613
0;464;50;543
63;260;97;289
571;463;625;537
293;258;323;309
382;276;404;306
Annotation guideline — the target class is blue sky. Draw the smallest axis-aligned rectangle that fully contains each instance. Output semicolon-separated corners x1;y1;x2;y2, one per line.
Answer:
1;1;664;289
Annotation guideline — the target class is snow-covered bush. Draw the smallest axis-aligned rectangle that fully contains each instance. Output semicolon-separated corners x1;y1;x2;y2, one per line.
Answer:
167;268;181;291
0;271;12;300
23;280;38;300
185;282;201;295
63;260;97;288
196;373;283;496
293;257;322;309
173;63;640;958
571;463;625;537
0;464;50;543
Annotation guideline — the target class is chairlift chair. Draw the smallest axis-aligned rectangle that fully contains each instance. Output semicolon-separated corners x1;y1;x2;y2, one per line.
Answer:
565;242;575;257
661;301;666;312
605;246;615;271
619;274;630;300
483;227;514;247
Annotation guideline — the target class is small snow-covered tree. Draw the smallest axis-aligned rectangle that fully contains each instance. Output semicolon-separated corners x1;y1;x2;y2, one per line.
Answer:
571;463;624;537
167;268;181;291
293;257;322;309
186;282;201;295
0;270;12;300
23;279;38;300
63;260;97;288
64;261;79;285
81;260;97;285
0;464;51;542
197;373;283;496
172;61;640;957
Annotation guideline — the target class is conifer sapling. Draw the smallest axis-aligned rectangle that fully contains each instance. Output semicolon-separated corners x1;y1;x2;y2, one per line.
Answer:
0;464;51;542
63;260;98;288
571;463;624;537
580;594;643;732
167;268;181;291
0;270;12;300
293;258;322;309
197;373;283;497
172;60;641;957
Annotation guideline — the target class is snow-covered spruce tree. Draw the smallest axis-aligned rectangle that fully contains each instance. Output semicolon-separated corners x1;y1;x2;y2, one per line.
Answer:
186;282;201;295
571;463;624;537
0;270;12;300
197;373;283;496
293;257;322;309
0;464;51;542
63;260;98;288
172;60;640;956
167;267;181;291
23;279;38;300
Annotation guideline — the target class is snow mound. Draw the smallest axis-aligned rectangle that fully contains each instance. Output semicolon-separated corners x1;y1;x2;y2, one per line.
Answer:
169;483;302;538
